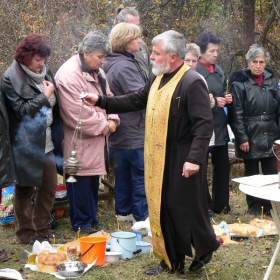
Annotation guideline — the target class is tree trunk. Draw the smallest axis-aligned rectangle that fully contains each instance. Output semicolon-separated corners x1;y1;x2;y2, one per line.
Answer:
258;1;280;46
242;0;256;65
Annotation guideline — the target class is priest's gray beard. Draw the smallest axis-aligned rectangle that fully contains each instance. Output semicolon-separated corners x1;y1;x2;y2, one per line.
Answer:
151;60;171;76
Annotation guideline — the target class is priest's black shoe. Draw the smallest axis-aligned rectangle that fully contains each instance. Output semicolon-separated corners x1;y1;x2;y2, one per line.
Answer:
144;260;184;275
189;240;220;272
144;262;168;276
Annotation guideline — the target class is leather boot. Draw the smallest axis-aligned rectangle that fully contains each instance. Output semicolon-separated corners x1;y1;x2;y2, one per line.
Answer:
144;259;185;275
144;260;169;275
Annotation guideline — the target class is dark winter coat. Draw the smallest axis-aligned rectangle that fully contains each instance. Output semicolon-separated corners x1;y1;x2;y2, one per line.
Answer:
0;90;17;188
103;52;146;149
229;67;280;159
196;62;230;146
1;60;63;186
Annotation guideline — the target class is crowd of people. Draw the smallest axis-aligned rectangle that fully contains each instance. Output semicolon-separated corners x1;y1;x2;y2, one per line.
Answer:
0;5;279;276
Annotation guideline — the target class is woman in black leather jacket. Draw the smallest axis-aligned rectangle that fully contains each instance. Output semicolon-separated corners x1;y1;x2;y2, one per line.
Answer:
229;44;280;215
1;34;63;244
0;91;17;189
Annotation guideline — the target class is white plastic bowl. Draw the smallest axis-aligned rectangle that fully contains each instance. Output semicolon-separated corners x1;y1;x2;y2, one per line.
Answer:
105;252;122;263
136;241;152;254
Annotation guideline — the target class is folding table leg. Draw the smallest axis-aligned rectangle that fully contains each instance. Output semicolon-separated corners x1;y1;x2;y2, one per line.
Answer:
263;201;280;280
263;240;280;280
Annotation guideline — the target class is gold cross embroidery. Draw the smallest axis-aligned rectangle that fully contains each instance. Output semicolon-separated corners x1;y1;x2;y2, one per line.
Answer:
156;142;162;148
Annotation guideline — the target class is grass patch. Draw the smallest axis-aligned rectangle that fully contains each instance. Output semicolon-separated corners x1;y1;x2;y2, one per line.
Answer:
1;163;280;279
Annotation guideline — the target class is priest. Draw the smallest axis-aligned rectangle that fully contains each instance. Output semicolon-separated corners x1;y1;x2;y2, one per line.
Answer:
84;30;220;275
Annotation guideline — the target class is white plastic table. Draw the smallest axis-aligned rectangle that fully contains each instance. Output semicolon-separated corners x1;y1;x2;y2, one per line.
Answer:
239;183;280;280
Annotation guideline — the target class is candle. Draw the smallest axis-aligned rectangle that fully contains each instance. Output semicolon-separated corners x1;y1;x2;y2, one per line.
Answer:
77;227;81;239
261;206;264;220
53;234;55;245
238;218;241;225
225;79;229;95
116;215;120;231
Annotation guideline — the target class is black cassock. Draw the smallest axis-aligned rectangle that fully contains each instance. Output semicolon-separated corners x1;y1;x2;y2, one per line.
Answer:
99;64;217;262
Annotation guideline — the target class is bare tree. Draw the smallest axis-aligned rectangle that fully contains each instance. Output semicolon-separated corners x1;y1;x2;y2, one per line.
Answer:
258;0;280;46
242;0;256;65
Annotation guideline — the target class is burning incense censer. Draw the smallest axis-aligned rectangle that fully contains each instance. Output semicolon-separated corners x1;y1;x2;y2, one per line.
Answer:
64;92;89;182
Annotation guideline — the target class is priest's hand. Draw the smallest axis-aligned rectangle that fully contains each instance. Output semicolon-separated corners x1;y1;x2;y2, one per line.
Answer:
84;92;99;106
182;162;200;178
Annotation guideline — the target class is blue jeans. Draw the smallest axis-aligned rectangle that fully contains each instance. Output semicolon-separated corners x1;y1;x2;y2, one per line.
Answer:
66;175;99;231
114;148;148;221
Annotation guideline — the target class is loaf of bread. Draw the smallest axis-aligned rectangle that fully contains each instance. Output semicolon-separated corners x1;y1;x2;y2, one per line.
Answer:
36;249;68;273
227;223;259;237
249;218;277;235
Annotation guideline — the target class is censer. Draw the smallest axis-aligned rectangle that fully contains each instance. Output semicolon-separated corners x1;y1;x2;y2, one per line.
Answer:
64;92;89;182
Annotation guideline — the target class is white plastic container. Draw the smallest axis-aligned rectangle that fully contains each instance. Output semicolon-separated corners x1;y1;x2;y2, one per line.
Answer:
136;241;152;254
105;252;122;263
110;232;137;259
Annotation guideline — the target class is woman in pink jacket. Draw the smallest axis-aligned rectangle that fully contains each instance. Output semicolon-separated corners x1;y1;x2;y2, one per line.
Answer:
55;31;119;234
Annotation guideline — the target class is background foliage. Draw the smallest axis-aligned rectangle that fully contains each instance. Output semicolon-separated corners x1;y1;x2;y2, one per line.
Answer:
0;0;280;79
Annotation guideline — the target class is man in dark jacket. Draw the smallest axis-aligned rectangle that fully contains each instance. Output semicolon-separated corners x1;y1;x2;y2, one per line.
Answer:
115;7;150;79
196;31;237;216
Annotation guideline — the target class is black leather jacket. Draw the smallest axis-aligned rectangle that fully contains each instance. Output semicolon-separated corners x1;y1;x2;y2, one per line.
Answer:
229;67;280;159
1;60;63;186
0;90;17;188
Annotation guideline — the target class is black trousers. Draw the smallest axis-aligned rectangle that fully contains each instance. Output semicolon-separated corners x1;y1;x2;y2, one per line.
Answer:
207;144;230;213
243;157;276;211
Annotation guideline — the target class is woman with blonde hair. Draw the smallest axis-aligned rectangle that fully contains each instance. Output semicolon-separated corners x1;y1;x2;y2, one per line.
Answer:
104;22;148;223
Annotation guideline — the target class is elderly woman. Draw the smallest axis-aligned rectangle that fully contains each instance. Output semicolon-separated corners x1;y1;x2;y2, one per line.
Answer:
55;31;120;233
184;43;200;71
229;44;280;215
1;34;63;244
103;22;148;222
184;43;214;105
